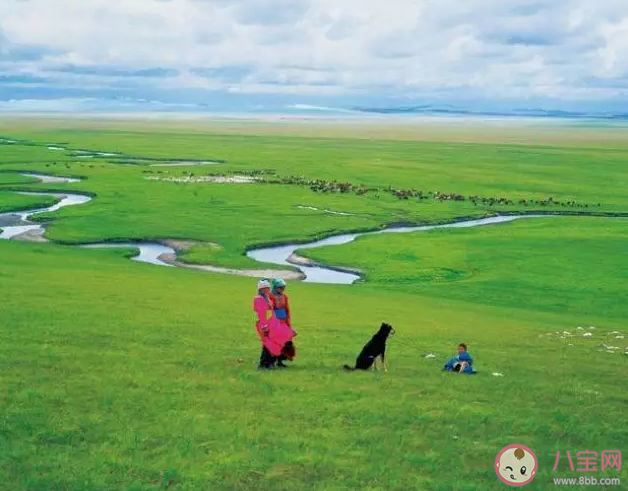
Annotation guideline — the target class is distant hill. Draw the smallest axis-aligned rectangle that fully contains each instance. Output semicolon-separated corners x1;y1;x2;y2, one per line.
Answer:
349;104;628;120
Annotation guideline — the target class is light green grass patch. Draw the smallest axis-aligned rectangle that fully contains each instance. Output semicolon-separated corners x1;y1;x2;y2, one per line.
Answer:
1;239;627;490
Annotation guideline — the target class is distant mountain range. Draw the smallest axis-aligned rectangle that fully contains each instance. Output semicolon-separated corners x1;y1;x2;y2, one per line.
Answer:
349;104;628;120
2;98;627;121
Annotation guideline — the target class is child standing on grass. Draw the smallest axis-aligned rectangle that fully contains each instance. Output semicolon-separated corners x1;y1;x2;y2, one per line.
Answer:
443;343;476;374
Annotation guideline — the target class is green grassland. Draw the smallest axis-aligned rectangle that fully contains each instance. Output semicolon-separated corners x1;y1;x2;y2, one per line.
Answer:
0;190;58;214
2;128;627;209
0;172;40;185
1;126;627;269
298;217;628;321
1;121;627;490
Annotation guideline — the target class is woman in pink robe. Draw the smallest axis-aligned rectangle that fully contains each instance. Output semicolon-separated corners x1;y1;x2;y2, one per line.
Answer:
253;279;294;369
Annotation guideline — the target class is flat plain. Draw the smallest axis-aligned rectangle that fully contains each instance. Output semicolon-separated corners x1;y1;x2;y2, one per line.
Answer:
1;117;627;490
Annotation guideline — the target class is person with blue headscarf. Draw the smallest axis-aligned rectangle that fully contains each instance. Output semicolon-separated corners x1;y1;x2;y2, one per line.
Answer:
271;278;297;367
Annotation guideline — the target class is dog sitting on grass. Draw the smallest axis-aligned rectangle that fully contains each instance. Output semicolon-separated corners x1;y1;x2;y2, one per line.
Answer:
343;323;395;371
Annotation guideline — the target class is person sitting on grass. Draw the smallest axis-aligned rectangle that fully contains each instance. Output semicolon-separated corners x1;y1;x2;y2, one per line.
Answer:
444;343;476;374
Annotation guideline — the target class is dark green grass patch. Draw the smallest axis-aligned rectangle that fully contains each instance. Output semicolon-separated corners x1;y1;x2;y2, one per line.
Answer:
301;217;628;321
0;191;58;214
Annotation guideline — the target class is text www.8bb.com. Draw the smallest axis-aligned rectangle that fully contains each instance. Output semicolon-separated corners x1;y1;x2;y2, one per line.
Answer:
553;476;621;486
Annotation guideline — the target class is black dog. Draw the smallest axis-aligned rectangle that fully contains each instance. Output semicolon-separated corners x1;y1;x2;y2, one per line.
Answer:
344;323;395;371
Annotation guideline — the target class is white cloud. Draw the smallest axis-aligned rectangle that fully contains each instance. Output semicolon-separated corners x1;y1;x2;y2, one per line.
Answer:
0;0;627;104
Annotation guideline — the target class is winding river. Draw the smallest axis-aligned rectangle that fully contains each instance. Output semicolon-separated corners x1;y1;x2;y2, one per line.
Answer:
1;137;224;166
0;173;622;284
245;214;544;284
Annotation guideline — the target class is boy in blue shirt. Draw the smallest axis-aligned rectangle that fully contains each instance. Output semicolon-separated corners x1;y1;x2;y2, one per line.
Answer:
444;343;476;374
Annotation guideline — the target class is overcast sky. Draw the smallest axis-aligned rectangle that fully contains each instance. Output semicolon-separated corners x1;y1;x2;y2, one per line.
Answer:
1;0;627;112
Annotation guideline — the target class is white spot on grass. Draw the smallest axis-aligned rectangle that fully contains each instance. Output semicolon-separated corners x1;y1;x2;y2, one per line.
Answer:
492;372;504;377
583;332;593;338
150;161;221;167
297;205;355;216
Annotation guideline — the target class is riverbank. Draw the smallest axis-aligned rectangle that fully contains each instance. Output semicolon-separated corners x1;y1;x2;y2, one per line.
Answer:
2;173;627;285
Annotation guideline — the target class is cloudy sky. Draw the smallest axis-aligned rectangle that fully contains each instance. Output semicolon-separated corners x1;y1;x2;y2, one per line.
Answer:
1;0;627;112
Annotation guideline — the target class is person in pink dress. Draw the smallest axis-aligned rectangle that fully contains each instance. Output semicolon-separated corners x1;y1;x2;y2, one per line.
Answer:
253;279;295;370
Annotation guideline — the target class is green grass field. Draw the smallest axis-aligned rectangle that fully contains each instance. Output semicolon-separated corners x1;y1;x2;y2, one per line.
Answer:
300;217;628;320
1;120;627;490
0;191;57;214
